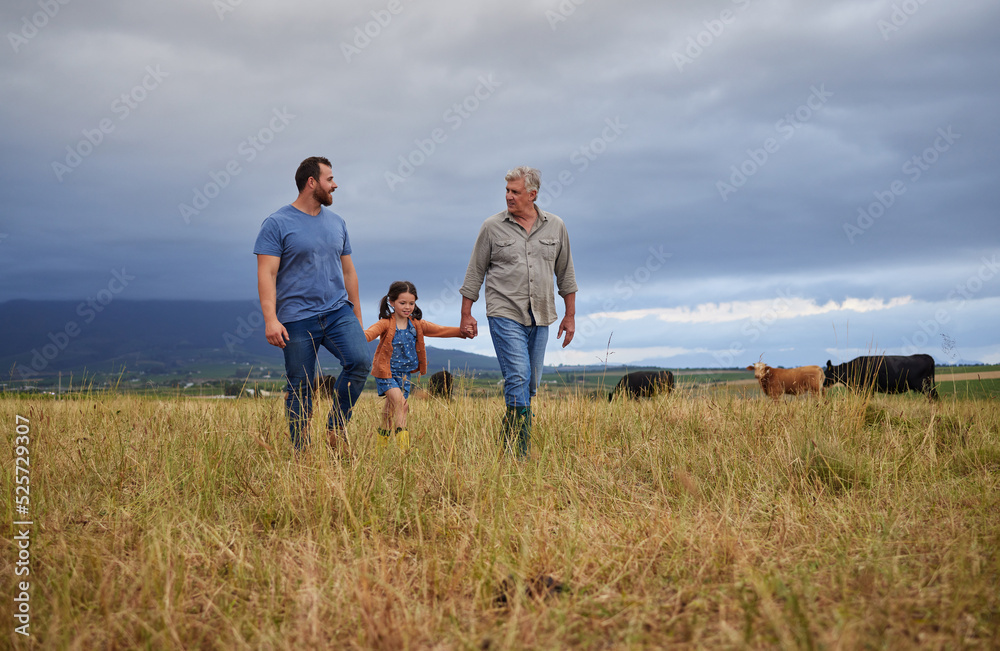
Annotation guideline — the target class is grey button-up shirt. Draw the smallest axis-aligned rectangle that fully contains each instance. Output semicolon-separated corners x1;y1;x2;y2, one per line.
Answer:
460;206;577;327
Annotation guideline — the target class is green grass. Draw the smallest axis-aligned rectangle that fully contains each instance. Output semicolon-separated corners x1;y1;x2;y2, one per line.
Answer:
936;364;1000;375
3;388;999;648
938;378;1000;400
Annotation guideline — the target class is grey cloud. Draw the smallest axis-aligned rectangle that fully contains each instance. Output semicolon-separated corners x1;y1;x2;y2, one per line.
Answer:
2;0;998;363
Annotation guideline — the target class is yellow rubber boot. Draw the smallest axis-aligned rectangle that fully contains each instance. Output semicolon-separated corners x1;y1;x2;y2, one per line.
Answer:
396;429;411;453
376;428;390;453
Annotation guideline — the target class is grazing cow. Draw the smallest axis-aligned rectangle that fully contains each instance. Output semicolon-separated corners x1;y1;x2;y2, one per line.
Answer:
428;370;454;399
608;370;674;401
746;363;824;402
494;574;566;607
824;354;937;399
314;374;337;399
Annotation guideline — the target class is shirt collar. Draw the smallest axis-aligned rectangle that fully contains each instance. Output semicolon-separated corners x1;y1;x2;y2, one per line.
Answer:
503;204;546;223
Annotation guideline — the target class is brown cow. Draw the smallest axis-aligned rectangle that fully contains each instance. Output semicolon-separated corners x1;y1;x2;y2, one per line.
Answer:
746;362;824;402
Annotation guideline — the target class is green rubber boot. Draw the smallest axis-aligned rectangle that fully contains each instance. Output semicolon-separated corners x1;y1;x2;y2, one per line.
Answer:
502;405;532;459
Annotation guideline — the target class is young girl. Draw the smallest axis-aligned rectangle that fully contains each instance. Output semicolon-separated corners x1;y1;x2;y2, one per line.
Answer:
364;281;467;452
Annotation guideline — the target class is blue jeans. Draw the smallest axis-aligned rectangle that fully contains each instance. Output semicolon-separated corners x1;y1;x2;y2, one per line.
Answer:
282;304;372;449
488;315;548;408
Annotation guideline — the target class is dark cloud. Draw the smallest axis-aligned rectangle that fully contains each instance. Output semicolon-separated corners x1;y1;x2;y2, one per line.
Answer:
2;0;998;365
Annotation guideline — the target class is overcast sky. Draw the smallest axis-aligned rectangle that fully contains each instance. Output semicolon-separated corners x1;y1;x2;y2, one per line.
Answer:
2;0;998;368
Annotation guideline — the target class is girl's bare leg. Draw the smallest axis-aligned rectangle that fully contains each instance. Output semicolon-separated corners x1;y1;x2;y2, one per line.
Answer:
395;397;409;430
383;387;405;430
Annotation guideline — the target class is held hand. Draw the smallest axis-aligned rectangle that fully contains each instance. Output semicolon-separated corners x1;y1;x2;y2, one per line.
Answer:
265;320;289;348
557;314;575;348
461;313;478;339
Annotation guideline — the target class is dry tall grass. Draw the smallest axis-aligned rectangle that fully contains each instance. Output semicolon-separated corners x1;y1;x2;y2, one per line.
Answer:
3;386;999;649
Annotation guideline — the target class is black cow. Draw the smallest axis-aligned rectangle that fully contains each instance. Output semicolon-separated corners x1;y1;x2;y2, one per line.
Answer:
609;370;674;401
428;370;454;399
824;354;937;399
315;374;337;398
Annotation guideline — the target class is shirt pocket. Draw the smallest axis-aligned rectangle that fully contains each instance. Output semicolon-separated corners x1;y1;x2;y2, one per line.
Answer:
492;238;518;263
538;238;559;261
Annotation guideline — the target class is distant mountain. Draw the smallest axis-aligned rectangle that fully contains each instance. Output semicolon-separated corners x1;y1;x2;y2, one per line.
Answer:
0;300;499;379
940;360;989;367
423;346;500;373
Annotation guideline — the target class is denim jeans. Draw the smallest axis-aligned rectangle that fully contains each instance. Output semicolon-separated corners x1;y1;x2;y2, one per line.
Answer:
282;304;372;449
488;315;548;408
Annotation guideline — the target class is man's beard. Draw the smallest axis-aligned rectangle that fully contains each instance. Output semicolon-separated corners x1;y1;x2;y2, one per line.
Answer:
314;186;333;206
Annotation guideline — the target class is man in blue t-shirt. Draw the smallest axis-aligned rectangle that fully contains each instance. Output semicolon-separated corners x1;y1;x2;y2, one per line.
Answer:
254;156;372;453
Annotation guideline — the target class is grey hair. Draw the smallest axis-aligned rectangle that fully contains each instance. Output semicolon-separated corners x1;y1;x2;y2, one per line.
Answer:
504;166;541;194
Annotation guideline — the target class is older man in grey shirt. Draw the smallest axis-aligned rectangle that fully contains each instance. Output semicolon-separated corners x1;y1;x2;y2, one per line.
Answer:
460;166;578;458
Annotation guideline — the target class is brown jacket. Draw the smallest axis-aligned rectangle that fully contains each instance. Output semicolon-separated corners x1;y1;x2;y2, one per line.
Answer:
364;317;463;379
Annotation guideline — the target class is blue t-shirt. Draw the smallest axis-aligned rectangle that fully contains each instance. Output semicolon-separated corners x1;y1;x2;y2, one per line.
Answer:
253;204;353;324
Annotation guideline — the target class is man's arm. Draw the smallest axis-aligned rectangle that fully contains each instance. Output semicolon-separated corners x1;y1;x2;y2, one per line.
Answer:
557;292;576;348
459;222;493;339
256;254;288;348
460;296;478;338
553;219;578;348
342;254;363;326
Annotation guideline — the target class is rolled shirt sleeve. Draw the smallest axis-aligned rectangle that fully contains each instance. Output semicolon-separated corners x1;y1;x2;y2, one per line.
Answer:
460;221;492;304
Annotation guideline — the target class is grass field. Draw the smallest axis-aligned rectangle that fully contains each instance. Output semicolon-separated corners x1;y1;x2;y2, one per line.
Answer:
3;387;999;649
936;365;1000;376
937;378;1000;401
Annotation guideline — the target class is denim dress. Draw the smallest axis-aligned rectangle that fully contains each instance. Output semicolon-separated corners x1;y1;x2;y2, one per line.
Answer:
375;321;418;398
